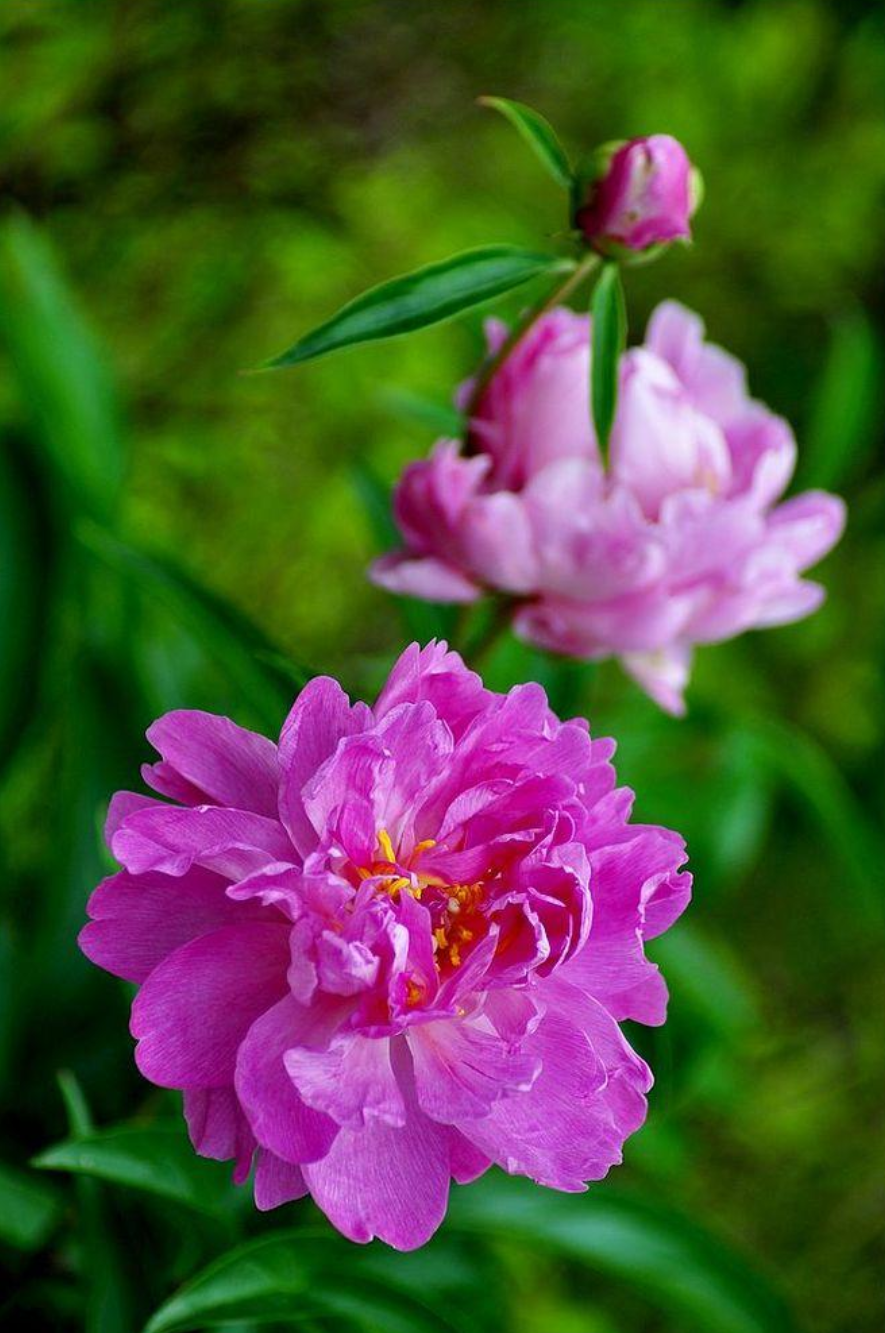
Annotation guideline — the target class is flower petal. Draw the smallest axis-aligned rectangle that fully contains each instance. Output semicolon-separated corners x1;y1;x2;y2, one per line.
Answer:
131;921;291;1087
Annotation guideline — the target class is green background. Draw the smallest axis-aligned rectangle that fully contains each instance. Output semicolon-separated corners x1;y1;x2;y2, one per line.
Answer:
1;2;883;1331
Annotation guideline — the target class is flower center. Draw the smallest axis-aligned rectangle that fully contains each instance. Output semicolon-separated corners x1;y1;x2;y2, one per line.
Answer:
358;829;485;972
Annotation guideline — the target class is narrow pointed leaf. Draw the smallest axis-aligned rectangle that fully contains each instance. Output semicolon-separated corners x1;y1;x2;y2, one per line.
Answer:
0;439;45;771
740;716;885;930
77;522;309;732
34;1125;240;1218
479;96;573;189
449;1175;799;1333
264;246;571;368
0;213;124;520
801;306;882;490
0;1160;62;1251
591;262;626;455
143;1231;464;1333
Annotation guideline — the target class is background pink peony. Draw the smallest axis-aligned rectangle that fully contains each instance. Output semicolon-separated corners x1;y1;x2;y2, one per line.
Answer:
373;303;845;714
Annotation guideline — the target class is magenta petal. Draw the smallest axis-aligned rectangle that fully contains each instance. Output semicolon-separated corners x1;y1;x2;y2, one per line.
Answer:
183;1087;256;1183
453;1010;608;1190
144;710;280;814
446;1128;492;1184
302;1044;450;1250
253;1150;308;1211
80;867;269;984
285;1033;406;1129
111;805;293;879
235;994;341;1164
278;677;371;857
410;1017;540;1122
105;791;162;841
131;921;291;1087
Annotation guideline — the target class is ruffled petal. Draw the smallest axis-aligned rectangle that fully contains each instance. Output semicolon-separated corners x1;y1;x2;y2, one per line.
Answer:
143;710;280;814
302;1043;450;1250
80;867;269;984
235;994;342;1164
131;921;291;1087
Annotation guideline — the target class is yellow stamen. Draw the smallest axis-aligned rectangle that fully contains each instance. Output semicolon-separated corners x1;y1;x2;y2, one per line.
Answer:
377;828;396;865
410;838;437;861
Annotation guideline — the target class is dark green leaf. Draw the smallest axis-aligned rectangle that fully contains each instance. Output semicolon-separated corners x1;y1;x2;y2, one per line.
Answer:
77;522;310;733
34;1125;240;1219
0;439;46;770
478;95;573;189
591;262;626;455
801;306;882;490
54;1074;134;1333
263;246;571;368
0;1159;62;1251
0;213;124;520
449;1175;800;1333
740;716;885;930
650;922;760;1039
143;1231;463;1333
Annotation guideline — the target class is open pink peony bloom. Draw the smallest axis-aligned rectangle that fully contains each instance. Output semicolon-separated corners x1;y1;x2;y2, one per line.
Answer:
80;643;690;1249
372;304;845;714
576;135;696;253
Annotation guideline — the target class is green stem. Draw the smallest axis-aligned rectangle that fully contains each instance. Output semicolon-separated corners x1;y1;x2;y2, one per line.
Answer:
461;596;518;670
464;252;600;447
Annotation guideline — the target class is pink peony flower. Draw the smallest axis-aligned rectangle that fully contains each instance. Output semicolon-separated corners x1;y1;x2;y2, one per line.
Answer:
80;643;690;1249
576;134;696;253
372;304;846;714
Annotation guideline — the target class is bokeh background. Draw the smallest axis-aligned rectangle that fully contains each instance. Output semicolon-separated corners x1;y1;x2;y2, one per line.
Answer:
1;1;884;1331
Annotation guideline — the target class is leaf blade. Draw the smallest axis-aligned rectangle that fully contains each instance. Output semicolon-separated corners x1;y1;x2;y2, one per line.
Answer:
0;213;125;520
449;1175;800;1333
0;1159;62;1251
478;95;573;189
34;1125;240;1219
143;1231;467;1333
591;262;626;455
264;246;571;369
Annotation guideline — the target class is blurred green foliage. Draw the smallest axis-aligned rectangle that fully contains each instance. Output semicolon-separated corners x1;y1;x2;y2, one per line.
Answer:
0;1;883;1331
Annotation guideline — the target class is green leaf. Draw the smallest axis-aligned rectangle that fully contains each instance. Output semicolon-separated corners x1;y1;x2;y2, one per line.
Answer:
478;95;573;189
0;213;125;520
263;246;571;368
77;522;309;733
740;716;885;931
0;1159;62;1251
801;306;882;490
590;262;626;455
143;1231;465;1333
650;922;760;1039
34;1125;240;1219
449;1175;800;1333
53;1074;134;1333
0;439;46;771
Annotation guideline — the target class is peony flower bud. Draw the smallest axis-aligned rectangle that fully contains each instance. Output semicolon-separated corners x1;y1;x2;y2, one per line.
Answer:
576;134;699;255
